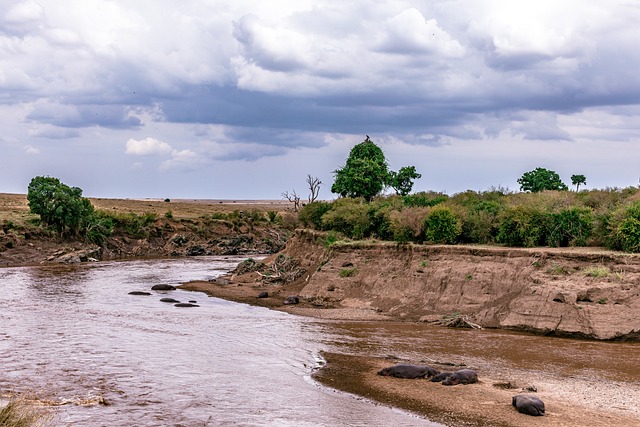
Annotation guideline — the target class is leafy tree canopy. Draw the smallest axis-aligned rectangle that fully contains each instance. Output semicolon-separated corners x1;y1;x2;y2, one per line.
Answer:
27;176;94;236
331;136;390;201
389;166;422;196
331;136;420;201
517;167;568;192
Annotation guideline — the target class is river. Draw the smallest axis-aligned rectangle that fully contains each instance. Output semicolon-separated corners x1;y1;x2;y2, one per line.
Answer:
0;257;440;426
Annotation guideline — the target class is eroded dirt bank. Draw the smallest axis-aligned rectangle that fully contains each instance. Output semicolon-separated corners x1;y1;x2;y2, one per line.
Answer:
184;229;640;341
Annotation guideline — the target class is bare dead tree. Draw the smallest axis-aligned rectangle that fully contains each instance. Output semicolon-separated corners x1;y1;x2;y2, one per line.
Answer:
306;175;322;203
282;190;301;212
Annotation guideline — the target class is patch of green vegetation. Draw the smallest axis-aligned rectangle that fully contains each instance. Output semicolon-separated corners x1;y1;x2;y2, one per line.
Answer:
547;264;569;275
0;397;51;427
164;210;173;219
339;268;357;278
420;260;428;268
597;298;608;304
442;311;461;320
584;266;610;278
465;274;473;281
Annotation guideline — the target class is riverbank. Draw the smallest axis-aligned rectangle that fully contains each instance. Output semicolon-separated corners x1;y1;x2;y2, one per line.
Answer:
179;229;640;426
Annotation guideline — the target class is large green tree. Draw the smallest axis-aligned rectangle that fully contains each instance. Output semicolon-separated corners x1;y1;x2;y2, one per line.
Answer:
331;136;390;201
331;136;420;201
517;167;568;192
27;176;94;236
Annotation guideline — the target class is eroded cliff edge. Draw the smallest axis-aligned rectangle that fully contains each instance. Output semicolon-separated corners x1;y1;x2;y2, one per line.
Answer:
248;230;640;341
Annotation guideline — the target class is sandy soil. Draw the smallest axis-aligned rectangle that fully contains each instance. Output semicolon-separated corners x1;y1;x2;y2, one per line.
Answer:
180;277;640;427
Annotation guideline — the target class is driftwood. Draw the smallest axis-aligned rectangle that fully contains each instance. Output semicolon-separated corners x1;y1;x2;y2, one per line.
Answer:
435;314;483;329
257;254;305;284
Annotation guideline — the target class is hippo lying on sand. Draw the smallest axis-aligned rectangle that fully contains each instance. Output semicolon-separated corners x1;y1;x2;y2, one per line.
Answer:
430;371;454;382
377;364;440;379
283;295;299;305
441;369;478;386
512;394;545;416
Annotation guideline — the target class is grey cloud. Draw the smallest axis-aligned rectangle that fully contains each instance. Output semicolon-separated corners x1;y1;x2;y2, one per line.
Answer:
27;103;142;129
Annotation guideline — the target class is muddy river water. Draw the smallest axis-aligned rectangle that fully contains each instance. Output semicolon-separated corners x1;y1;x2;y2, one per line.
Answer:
1;256;640;426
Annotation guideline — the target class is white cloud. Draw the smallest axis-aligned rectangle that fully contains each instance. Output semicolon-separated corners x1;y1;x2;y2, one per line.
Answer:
23;144;40;154
159;149;205;172
126;137;172;156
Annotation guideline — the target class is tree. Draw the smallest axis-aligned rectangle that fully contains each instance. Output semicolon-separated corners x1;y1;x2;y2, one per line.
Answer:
571;174;586;191
282;190;301;212
517;167;568;192
389;166;422;196
306;175;322;203
27;176;94;236
331;136;390;201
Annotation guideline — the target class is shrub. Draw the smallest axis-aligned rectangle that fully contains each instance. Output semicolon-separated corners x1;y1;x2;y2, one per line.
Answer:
387;206;429;243
606;201;640;252
299;201;332;229
321;198;372;239
497;204;549;247
423;206;461;244
403;191;448;207
547;207;593;247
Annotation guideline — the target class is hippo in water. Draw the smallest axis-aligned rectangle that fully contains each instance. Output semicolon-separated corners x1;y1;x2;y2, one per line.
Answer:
441;369;478;386
151;284;176;291
377;364;440;379
129;291;151;296
512;395;545;416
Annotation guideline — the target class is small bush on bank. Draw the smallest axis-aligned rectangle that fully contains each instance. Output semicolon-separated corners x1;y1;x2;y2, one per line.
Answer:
547;207;593;247
299;201;332;229
321;198;373;239
497;204;548;247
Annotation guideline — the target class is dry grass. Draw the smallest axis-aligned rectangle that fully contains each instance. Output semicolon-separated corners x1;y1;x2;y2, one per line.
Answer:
0;193;294;223
0;397;52;427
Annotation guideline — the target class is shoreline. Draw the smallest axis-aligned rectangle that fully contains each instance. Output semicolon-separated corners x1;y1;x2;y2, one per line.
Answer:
180;277;640;427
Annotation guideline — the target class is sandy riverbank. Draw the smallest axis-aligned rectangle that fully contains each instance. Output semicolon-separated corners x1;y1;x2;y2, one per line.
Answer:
180;277;640;427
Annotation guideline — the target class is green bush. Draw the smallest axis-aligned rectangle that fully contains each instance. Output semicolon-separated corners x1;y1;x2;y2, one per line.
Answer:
403;191;448;207
497;204;549;247
299;201;332;229
423;206;461;244
387;206;429;243
321;198;373;239
547;207;593;247
606;201;640;252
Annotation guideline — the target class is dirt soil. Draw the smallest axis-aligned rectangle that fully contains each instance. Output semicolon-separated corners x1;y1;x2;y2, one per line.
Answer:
180;229;640;427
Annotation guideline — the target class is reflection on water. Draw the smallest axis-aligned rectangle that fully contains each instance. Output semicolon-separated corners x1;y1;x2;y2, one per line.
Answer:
0;258;440;427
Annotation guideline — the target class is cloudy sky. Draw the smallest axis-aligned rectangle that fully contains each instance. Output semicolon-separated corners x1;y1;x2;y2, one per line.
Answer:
1;0;640;200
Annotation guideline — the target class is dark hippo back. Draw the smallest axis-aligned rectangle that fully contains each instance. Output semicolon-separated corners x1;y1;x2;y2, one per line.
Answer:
377;364;439;379
512;394;545;416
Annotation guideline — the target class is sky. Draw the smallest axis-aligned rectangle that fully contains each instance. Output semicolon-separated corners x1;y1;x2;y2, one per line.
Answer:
1;0;640;200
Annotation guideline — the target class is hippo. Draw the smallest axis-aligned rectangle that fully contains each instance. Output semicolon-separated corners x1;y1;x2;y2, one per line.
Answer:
377;364;440;379
283;295;299;305
160;298;180;303
129;291;151;296
441;369;478;386
257;291;269;298
174;303;199;307
430;371;455;382
512;394;545;416
151;284;176;291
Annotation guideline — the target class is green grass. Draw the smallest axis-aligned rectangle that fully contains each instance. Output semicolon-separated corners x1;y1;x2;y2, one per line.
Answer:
339;268;357;278
584;266;610;277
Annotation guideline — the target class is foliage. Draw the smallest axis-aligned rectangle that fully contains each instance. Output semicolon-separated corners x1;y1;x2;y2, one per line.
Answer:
423;206;461;244
387;206;428;243
606;201;640;252
321;198;373;239
571;174;587;191
547;207;593;247
299;201;332;229
517;167;568;192
388;166;422;196
339;268;357;277
27;176;94;236
497;204;549;247
331;136;390;201
403;191;448;207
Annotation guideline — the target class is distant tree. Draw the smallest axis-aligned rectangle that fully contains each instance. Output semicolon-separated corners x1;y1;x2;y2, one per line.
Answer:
27;176;94;236
517;168;568;192
306;175;322;203
388;166;422;196
571;174;587;191
331;136;390;201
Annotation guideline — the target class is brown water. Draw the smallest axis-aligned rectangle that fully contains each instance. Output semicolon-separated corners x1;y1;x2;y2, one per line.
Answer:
3;258;640;426
0;257;440;426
